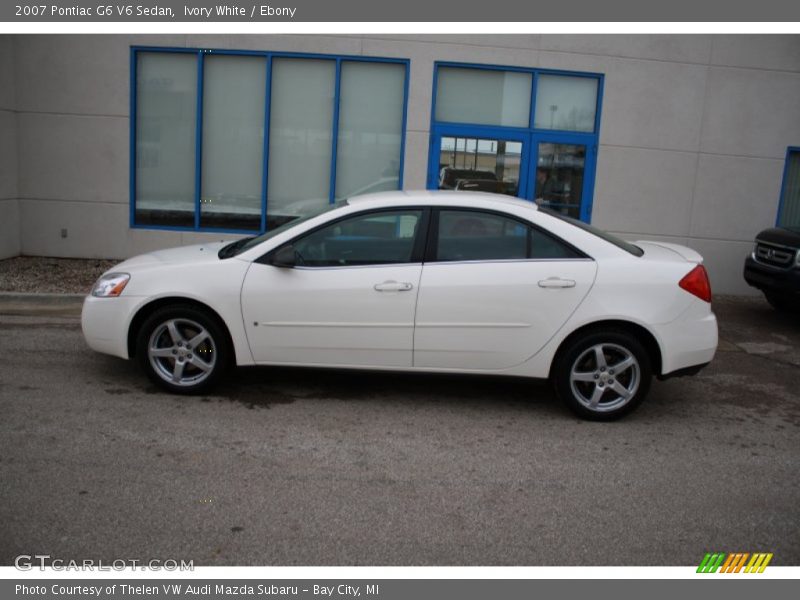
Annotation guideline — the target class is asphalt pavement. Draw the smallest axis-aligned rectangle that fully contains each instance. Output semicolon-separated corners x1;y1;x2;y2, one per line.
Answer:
0;296;798;566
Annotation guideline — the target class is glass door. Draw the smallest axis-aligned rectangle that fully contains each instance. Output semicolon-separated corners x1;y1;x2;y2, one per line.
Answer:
429;128;530;199
531;135;596;222
428;129;597;223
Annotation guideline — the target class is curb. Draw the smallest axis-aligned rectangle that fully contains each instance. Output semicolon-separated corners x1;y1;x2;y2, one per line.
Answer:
0;292;85;317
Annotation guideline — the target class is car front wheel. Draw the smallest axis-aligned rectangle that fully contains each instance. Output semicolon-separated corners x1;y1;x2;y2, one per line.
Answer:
553;330;652;421
136;305;229;394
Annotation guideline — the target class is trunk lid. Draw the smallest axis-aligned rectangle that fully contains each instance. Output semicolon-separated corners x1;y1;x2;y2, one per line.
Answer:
635;241;703;264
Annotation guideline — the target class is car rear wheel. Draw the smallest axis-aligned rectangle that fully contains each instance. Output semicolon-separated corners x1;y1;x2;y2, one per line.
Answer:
553;330;652;421
136;305;229;394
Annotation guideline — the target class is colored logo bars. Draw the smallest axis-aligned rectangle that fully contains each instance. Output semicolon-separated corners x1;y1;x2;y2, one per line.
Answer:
697;552;773;573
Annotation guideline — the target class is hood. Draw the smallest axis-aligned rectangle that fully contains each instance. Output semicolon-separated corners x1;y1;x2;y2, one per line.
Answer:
635;240;703;264
114;241;231;270
756;227;800;248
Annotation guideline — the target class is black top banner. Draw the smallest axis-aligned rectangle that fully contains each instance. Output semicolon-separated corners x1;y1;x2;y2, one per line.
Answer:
3;0;800;22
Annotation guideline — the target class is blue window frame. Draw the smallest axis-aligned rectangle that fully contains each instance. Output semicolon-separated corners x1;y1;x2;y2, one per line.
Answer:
130;46;410;234
777;147;800;228
427;62;604;223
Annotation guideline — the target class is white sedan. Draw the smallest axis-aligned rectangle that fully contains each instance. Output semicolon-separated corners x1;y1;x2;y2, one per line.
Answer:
82;191;718;420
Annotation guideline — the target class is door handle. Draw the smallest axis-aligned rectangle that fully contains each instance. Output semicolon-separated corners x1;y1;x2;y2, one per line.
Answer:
538;277;576;289
374;280;414;292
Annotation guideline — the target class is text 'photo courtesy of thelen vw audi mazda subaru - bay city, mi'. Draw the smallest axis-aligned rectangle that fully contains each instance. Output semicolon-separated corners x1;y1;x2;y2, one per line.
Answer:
82;191;718;420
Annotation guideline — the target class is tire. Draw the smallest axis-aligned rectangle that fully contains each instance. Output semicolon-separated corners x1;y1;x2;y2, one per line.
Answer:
553;329;652;421
135;304;230;394
764;292;799;314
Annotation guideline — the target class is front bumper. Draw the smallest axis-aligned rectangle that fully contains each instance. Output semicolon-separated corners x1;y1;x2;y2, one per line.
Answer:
744;256;800;295
81;295;142;359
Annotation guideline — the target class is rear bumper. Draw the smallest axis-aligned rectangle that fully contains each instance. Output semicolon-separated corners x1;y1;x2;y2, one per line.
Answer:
653;304;718;376
744;256;800;295
657;362;710;381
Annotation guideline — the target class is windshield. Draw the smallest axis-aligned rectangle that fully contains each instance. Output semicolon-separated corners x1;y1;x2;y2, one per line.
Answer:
219;201;348;259
540;208;644;257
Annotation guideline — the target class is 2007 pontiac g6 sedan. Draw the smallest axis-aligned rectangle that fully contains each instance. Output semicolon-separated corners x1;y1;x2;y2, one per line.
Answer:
82;191;718;420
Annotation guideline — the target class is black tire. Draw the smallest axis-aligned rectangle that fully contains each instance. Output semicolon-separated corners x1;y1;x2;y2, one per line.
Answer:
764;292;799;314
552;329;652;421
135;304;230;394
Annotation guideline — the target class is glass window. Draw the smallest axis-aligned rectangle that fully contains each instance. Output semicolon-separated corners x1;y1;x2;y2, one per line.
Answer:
438;137;521;196
267;58;336;229
133;50;408;232
778;150;800;229
293;210;422;267
534;143;586;219
135;52;197;227
542;209;643;257
435;67;532;128
436;210;581;262
335;62;405;200
530;228;583;259
437;210;529;261
200;55;267;231
534;74;598;133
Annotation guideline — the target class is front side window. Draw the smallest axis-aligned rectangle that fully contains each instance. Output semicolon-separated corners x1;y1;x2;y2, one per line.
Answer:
778;148;800;229
292;210;423;267
132;48;409;233
435;209;581;262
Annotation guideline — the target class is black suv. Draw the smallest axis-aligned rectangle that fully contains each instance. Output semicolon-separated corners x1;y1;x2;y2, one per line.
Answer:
744;226;800;312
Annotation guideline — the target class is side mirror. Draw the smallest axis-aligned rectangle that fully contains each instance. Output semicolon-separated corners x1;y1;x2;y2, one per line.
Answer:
269;245;297;268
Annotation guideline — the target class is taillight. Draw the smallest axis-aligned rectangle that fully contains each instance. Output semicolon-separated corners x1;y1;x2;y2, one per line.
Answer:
679;265;712;302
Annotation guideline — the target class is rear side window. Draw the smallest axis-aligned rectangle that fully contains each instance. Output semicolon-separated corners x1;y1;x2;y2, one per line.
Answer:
541;208;644;257
435;209;582;262
293;210;423;267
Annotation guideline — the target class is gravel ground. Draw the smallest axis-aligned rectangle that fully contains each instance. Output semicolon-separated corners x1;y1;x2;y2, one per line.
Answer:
0;256;119;294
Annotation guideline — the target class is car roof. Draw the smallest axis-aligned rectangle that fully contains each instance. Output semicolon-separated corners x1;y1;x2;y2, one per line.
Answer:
346;190;540;212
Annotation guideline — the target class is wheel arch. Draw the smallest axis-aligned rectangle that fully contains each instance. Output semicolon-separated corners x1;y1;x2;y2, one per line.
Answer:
127;296;237;365
548;319;663;380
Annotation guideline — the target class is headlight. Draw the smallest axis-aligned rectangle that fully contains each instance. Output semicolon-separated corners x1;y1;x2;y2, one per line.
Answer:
91;273;130;297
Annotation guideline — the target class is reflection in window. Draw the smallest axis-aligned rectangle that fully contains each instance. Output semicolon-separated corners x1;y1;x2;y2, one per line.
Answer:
135;52;197;227
535;143;586;219
533;75;598;133
293;210;422;267
438;137;521;196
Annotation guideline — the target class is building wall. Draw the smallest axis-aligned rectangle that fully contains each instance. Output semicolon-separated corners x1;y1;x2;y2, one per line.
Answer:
0;36;19;259
7;34;800;293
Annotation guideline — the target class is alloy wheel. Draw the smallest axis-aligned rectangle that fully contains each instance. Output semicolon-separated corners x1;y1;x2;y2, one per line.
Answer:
147;318;217;387
569;343;640;413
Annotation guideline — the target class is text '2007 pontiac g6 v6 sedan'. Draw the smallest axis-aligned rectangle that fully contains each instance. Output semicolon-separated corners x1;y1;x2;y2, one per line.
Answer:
82;191;718;420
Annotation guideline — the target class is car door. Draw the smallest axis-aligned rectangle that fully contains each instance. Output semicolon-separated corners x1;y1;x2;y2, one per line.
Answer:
413;208;597;370
241;208;427;367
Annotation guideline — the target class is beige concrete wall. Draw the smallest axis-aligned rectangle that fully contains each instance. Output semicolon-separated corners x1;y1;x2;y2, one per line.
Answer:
8;34;800;293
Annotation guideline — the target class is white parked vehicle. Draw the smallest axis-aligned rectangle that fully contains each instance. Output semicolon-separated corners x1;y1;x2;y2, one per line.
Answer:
82;191;718;420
